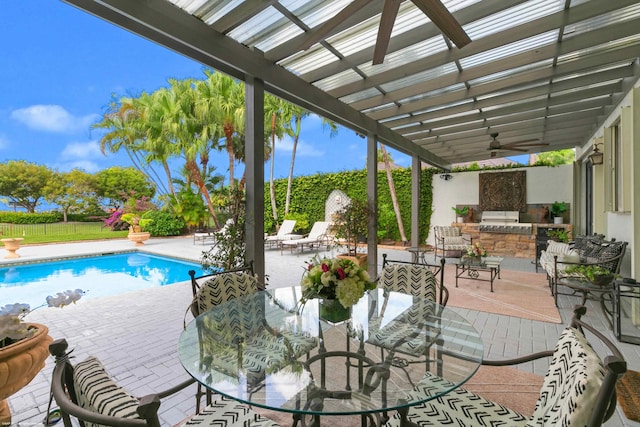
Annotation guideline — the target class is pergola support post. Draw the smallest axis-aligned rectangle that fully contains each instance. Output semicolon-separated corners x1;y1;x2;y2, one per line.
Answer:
411;156;421;248
245;75;265;281
367;134;378;278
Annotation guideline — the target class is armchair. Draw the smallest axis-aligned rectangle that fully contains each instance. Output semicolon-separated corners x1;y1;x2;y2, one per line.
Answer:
48;339;280;427
432;225;471;260
384;306;627;427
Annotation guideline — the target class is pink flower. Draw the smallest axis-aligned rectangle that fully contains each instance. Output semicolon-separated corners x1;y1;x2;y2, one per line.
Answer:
336;268;346;280
321;263;330;273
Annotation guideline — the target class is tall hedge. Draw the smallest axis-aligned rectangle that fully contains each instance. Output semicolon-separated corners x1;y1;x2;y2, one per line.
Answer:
264;168;434;243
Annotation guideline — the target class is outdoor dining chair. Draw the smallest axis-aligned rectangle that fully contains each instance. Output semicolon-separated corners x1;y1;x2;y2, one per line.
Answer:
384;306;627;427
367;255;448;377
48;338;281;427
186;264;317;412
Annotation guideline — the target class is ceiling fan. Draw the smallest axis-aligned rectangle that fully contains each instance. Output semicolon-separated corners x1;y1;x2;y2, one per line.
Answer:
487;133;549;158
299;0;471;64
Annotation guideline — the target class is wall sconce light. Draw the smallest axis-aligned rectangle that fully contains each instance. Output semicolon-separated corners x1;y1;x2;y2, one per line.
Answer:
440;173;453;181
588;143;603;166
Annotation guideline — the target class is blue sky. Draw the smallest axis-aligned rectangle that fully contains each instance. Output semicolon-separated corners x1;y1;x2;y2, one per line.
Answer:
1;0;413;200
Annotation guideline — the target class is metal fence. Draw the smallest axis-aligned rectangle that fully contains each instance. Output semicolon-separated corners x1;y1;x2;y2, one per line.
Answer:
0;222;109;237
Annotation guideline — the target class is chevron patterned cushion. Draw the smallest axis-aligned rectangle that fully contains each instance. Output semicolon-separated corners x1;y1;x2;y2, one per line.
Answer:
197;293;317;381
528;327;605;426
73;356;141;427
369;265;439;355
196;271;260;314
180;395;280;426
434;226;461;238
379;264;437;300
384;371;528;426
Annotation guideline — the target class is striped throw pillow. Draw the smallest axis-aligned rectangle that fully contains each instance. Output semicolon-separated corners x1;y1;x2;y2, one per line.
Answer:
73;356;141;427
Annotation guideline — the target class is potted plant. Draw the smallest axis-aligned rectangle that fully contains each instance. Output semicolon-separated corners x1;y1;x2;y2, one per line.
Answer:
332;198;370;267
550;201;568;224
0;290;83;424
121;212;153;246
564;264;616;287
452;206;469;223
546;229;569;243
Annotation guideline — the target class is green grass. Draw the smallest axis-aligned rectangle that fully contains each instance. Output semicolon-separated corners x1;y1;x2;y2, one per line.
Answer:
0;222;130;245
19;231;130;245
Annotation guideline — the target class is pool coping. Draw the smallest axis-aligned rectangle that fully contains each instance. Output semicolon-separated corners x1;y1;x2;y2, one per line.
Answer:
0;248;203;269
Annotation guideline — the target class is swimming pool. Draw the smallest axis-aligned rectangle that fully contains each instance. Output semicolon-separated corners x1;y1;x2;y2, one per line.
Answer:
0;252;205;308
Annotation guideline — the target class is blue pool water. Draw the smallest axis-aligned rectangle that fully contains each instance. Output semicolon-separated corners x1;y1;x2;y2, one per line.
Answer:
0;252;205;308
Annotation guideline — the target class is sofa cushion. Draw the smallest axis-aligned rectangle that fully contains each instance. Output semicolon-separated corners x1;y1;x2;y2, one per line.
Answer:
546;240;572;254
443;236;464;245
597;241;626;273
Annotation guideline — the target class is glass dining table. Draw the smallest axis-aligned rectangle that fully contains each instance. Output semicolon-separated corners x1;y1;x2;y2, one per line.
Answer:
178;287;483;426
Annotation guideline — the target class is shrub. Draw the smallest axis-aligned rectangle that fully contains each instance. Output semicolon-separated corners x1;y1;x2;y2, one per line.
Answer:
143;211;185;236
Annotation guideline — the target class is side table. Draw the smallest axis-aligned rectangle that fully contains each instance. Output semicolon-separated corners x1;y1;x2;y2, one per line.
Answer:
613;278;640;345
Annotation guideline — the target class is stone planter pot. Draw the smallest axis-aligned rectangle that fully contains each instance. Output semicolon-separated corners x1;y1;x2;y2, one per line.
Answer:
553;217;563;224
0;323;52;425
336;253;368;268
127;231;150;246
1;238;24;259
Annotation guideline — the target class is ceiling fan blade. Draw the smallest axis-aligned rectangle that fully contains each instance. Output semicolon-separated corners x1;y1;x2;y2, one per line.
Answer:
411;0;471;49
502;147;528;153
299;0;372;51
373;0;401;65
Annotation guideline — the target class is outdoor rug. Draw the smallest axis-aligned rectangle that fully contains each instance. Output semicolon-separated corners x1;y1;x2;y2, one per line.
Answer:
442;265;562;324
616;370;640;422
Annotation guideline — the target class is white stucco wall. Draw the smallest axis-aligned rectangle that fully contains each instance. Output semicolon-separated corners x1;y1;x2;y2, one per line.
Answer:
428;165;573;245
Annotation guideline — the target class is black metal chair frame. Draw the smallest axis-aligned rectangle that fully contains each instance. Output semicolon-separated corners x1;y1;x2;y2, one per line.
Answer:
49;339;194;427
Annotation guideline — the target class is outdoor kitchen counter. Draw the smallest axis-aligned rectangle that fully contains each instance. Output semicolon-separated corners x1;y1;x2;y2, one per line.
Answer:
451;222;572;259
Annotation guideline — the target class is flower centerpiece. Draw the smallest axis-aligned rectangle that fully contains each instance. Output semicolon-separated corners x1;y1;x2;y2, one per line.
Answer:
466;242;487;258
300;257;375;322
465;243;487;265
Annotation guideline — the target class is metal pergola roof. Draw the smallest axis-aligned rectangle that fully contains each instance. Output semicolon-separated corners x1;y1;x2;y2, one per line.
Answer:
64;0;640;169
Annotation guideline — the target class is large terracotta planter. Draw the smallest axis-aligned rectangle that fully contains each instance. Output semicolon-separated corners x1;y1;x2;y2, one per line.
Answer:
337;253;368;268
1;238;24;259
127;231;150;246
0;323;52;425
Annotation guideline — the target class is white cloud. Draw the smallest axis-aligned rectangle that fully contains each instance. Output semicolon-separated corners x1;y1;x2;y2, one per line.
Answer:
11;104;98;133
276;136;324;157
61;141;103;160
57;160;100;173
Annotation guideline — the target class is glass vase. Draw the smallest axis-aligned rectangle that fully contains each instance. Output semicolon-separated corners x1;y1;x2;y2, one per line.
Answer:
319;298;351;324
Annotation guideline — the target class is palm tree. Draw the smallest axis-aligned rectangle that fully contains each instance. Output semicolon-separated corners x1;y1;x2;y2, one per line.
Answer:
93;97;169;197
379;143;407;244
135;89;181;203
167;78;222;228
265;95;293;223
196;71;245;190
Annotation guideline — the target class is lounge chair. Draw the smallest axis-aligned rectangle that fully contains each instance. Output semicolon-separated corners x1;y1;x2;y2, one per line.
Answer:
264;219;301;249
280;221;331;254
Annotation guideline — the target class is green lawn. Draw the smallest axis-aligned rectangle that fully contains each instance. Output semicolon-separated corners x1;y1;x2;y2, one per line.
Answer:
0;222;129;244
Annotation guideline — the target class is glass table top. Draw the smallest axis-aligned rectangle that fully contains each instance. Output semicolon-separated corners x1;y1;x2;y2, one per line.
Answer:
178;287;483;417
455;256;504;268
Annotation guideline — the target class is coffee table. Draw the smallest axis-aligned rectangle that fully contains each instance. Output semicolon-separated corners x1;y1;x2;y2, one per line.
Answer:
454;256;504;292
